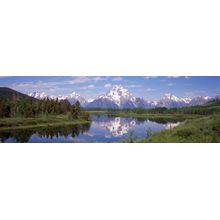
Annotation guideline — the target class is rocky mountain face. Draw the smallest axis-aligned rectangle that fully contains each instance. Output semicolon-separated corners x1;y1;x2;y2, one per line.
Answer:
28;85;212;109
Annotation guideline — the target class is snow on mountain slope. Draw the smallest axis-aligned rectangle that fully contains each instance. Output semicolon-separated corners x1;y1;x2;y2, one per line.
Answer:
99;85;134;106
87;85;147;109
157;93;188;108
156;93;211;108
29;91;87;107
68;92;87;106
29;92;48;99
29;86;212;109
188;96;211;106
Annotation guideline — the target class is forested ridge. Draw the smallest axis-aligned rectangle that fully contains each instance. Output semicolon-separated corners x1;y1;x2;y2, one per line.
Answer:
0;87;89;120
105;98;220;116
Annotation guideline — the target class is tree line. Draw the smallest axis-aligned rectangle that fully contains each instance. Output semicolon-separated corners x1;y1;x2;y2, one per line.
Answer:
0;98;90;120
106;99;220;116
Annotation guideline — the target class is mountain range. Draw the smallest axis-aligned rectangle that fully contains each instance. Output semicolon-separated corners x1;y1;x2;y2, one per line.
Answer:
28;85;213;109
29;91;88;106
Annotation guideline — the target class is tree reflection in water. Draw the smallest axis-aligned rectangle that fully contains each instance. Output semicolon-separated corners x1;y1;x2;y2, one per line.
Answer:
0;123;91;143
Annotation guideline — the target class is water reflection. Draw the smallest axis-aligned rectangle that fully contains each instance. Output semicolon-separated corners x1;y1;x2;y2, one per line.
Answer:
0;115;182;143
91;115;182;137
99;117;136;137
0;123;91;143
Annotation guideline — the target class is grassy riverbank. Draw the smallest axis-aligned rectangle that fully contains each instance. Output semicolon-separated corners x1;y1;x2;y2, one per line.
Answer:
0;115;90;131
98;100;220;143
137;113;220;143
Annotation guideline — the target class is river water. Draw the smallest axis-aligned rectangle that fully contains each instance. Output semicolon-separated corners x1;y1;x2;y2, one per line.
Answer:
0;115;181;143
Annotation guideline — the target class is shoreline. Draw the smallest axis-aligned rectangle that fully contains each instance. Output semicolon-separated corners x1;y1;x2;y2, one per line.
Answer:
0;116;90;131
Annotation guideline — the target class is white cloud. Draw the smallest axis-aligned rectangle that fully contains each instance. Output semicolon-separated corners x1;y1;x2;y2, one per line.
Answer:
112;77;123;81
146;88;155;92
144;76;158;79
68;76;91;85
69;76;108;84
88;84;95;88
184;90;207;97
104;83;112;88
167;76;190;79
127;84;142;88
167;83;176;86
81;84;95;90
93;76;108;81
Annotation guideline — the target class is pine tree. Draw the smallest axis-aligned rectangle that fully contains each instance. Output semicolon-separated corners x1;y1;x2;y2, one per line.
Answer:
70;105;77;119
60;99;71;114
0;101;6;117
75;100;81;118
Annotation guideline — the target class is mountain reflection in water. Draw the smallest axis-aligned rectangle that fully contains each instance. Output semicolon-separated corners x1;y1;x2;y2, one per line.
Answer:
0;115;182;143
99;117;136;137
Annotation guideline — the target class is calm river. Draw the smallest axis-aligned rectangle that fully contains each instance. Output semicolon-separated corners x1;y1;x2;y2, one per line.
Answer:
0;114;181;143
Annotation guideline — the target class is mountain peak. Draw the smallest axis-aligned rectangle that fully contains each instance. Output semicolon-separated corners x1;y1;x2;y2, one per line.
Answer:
29;91;48;99
69;92;81;98
28;91;87;106
111;85;127;92
163;93;179;101
88;85;147;109
100;85;134;106
28;87;213;110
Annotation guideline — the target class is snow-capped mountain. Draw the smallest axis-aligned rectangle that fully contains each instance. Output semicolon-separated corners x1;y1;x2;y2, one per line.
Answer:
86;86;212;109
29;91;87;107
157;93;191;108
29;92;48;100
29;86;212;109
157;93;181;108
156;93;211;108
68;92;87;106
188;96;211;106
87;85;147;109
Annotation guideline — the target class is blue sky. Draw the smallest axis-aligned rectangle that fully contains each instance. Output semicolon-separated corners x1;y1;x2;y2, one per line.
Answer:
0;76;220;100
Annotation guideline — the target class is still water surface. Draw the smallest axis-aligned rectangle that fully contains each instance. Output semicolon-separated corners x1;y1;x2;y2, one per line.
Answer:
0;115;181;143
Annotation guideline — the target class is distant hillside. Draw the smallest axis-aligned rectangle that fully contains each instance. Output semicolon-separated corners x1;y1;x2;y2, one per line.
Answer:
0;87;37;102
205;98;220;106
